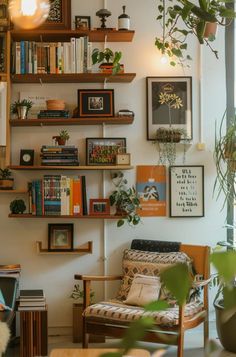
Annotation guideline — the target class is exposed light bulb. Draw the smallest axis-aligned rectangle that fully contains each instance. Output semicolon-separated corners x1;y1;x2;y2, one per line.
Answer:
9;0;50;30
160;54;168;65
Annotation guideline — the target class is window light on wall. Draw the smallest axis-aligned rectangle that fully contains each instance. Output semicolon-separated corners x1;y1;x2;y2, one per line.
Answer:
8;0;51;29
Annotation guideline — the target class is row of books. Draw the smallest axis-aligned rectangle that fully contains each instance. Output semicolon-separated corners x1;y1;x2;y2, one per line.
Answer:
28;174;87;216
18;289;46;311
11;37;93;75
38;110;70;119
40;145;79;166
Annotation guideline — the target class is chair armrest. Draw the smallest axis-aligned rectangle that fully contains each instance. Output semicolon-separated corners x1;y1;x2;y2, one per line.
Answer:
74;274;123;281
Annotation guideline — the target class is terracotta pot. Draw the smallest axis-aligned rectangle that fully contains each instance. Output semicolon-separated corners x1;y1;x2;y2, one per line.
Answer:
52;136;66;146
99;63;124;73
0;179;14;190
156;129;182;143
204;22;217;38
46;100;65;110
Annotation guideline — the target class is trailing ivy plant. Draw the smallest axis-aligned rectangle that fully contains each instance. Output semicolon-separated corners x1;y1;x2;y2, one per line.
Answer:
156;0;236;66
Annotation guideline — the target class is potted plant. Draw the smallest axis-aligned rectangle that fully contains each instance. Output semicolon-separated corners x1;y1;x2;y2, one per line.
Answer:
9;199;26;214
211;247;236;353
156;0;236;66
11;99;33;120
52;129;70;146
109;171;141;227
154;91;190;166
214;113;236;208
0;169;14;190
92;48;123;75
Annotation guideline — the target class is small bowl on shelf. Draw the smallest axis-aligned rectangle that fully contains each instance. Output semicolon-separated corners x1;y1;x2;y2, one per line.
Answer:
46;100;65;111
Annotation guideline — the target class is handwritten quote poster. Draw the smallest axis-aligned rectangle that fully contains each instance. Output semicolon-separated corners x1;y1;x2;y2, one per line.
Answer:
169;166;204;217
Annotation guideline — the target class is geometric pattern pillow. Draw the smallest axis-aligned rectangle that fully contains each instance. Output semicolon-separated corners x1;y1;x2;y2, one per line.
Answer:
116;249;193;301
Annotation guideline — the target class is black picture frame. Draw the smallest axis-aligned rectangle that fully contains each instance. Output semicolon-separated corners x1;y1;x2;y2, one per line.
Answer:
77;89;114;118
48;223;74;252
20;150;34;166
146;76;192;141
75;16;91;30
39;0;71;30
169;165;204;217
86;137;126;166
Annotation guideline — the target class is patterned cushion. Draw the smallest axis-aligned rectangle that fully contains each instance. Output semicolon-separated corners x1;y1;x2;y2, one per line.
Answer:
116;249;193;301
84;299;204;327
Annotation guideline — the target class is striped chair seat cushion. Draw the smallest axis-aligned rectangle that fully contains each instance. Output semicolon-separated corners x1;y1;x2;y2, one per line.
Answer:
84;299;204;327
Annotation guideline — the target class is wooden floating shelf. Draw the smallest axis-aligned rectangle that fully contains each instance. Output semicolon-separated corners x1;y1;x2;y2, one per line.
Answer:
9;165;133;171
10;73;136;84
0;189;27;193
9;214;121;219
10;116;134;126
10;29;135;42
36;241;93;255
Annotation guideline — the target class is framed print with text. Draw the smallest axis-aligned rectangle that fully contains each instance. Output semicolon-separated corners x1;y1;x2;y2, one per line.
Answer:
169;165;204;217
146;77;192;140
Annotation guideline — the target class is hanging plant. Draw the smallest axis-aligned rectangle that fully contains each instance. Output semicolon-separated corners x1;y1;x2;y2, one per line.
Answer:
156;0;236;66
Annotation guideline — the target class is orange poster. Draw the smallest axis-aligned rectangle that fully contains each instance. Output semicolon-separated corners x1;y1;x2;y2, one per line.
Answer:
136;165;166;216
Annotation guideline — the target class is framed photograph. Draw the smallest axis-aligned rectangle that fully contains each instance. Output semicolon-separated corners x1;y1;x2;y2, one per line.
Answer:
75;16;91;30
39;0;71;30
116;153;131;165
146;77;192;141
169;165;204;217
48;224;73;251
86;138;126;166
20;150;34;166
89;199;110;216
77;89;114;118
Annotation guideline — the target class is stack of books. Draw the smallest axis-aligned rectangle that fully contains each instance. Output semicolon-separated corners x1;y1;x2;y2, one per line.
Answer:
18;289;46;311
11;37;92;74
38;110;70;119
0;264;21;276
28;174;87;216
40;145;79;166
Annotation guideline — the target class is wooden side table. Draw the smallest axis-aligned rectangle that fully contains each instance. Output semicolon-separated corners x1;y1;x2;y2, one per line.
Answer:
20;308;48;357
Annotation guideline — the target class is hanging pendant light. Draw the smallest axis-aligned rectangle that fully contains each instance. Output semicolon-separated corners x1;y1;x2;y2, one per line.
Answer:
9;0;51;30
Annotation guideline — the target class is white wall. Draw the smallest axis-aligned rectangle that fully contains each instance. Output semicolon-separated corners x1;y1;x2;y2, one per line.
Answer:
0;0;227;329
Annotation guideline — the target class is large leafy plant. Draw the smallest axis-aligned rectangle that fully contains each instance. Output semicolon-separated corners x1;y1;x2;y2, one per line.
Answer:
109;172;141;227
156;0;236;66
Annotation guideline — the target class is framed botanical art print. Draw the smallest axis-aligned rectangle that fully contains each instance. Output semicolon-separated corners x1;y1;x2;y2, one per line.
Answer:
146;77;192;141
77;89;114;118
169;165;204;217
48;223;73;251
86;138;126;166
39;0;71;30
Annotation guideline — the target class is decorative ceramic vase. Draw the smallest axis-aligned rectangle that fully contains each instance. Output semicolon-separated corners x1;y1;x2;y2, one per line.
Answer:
118;6;130;30
215;299;236;353
16;105;28;119
0;178;14;190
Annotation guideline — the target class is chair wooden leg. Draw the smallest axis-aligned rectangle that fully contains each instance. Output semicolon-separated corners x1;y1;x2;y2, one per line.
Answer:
177;332;184;357
204;318;209;348
82;318;89;348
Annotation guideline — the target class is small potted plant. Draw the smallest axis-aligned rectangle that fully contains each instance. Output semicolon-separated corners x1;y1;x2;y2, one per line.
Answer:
214;112;236;208
11;99;33;120
52;129;70;146
154;91;190;166
0;168;14;190
92;48;123;75
9;199;26;214
109;171;141;227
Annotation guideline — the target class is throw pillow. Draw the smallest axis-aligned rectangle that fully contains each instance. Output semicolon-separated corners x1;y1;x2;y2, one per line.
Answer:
124;274;161;307
0;289;6;311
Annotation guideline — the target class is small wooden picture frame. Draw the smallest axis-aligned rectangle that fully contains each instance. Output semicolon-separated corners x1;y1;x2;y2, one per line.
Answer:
89;199;110;216
116;153;131;165
48;223;74;251
77;89;114;118
75;16;91;30
20;150;34;166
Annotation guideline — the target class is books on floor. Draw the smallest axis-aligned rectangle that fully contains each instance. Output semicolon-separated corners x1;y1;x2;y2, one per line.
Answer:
18;289;46;311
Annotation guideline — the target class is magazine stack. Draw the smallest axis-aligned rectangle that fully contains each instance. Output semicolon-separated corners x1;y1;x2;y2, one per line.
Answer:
18;289;46;311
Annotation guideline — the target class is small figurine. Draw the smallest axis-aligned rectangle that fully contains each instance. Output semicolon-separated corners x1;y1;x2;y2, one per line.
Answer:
96;8;111;29
118;6;130;31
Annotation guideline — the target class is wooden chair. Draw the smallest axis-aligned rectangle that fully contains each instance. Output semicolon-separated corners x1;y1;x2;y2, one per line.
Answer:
75;243;210;357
